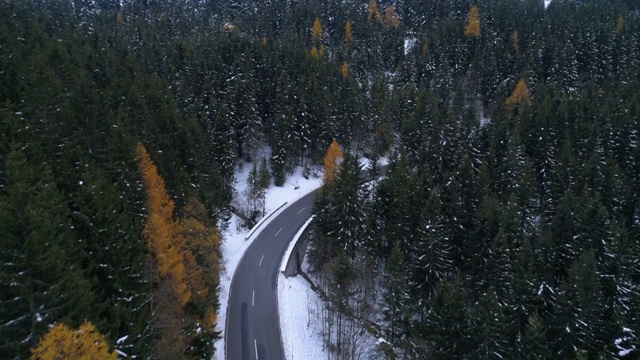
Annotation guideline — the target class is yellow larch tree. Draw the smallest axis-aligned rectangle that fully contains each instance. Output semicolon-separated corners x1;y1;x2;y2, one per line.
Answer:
383;4;401;30
505;78;532;111
310;17;326;59
312;17;323;43
341;62;350;79
344;20;353;44
421;42;429;56
310;45;326;59
464;5;481;37
31;321;117;360
137;144;191;307
368;0;382;24
323;139;344;186
511;31;519;56
179;197;222;332
617;15;625;33
116;10;123;25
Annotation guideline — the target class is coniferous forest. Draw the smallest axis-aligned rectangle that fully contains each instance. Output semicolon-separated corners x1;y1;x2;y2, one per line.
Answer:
1;0;640;359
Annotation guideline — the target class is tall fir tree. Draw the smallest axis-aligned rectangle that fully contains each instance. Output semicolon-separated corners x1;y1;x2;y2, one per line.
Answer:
0;147;92;359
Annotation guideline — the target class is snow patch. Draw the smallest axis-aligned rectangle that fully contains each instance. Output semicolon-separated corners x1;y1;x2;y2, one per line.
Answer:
116;335;129;344
404;37;417;55
278;275;327;360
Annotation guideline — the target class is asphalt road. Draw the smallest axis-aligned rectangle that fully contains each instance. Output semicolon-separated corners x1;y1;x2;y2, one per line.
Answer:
226;189;318;360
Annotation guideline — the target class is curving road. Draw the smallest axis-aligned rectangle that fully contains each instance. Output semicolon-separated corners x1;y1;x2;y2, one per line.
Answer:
225;190;318;360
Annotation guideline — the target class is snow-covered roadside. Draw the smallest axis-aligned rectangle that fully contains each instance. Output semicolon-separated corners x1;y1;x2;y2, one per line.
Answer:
277;216;328;360
278;273;327;360
213;163;322;360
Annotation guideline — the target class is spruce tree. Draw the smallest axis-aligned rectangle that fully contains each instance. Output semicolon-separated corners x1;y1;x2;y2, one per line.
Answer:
383;242;409;344
329;152;366;258
0;148;92;358
424;275;470;359
521;313;551;360
469;288;510;358
411;191;453;308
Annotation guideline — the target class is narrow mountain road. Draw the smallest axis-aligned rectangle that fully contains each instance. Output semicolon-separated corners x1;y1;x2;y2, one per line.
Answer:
225;190;318;360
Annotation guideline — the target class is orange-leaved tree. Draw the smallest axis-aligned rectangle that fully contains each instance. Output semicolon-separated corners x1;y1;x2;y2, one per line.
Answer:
344;20;353;44
511;31;519;56
310;17;326;59
312;17;323;44
179;197;222;333
368;0;382;24
310;45;326;59
323;139;344;186
31;321;117;360
137;143;191;307
464;5;481;37
383;4;401;30
136;144;193;359
505;78;532;111
341;62;349;79
617;15;625;33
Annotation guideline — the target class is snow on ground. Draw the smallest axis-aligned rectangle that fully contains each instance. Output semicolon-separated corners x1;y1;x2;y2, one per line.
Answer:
544;0;552;8
278;272;327;360
213;161;322;360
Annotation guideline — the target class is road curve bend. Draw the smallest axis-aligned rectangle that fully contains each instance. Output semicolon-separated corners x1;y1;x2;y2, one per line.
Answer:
225;190;318;360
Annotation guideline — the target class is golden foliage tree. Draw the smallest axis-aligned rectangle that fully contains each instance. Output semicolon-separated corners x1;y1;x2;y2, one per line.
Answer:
511;31;519;56
464;5;481;37
312;17;323;43
341;62;349;79
368;0;382;24
344;20;353;44
323;139;344;186
383;4;401;30
116;10;123;25
421;42;429;56
137;144;191;307
31;321;117;360
505;78;532;110
179;197;222;332
617;15;625;33
310;18;326;59
310;45;326;59
138;145;222;358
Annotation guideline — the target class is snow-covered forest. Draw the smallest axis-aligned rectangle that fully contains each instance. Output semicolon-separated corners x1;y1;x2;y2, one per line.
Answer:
1;0;640;359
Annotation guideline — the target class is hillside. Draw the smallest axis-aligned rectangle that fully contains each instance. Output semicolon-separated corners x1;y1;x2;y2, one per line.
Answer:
1;0;640;359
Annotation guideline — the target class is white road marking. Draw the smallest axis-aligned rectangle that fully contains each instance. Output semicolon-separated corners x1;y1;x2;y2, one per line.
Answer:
275;227;282;237
252;291;255;307
255;339;259;359
296;207;306;215
258;255;264;267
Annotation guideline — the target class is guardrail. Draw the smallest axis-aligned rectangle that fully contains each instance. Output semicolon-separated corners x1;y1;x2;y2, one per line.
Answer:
280;216;315;277
245;201;288;241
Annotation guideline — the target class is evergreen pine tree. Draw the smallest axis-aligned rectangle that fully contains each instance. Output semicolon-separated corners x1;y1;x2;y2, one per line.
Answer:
0;148;92;358
329;152;366;258
411;191;453;309
424;275;470;359
521;313;551;360
469;288;510;358
383;242;409;344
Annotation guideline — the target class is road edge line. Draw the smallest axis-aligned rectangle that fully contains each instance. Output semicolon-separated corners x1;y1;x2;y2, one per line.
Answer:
245;201;288;241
